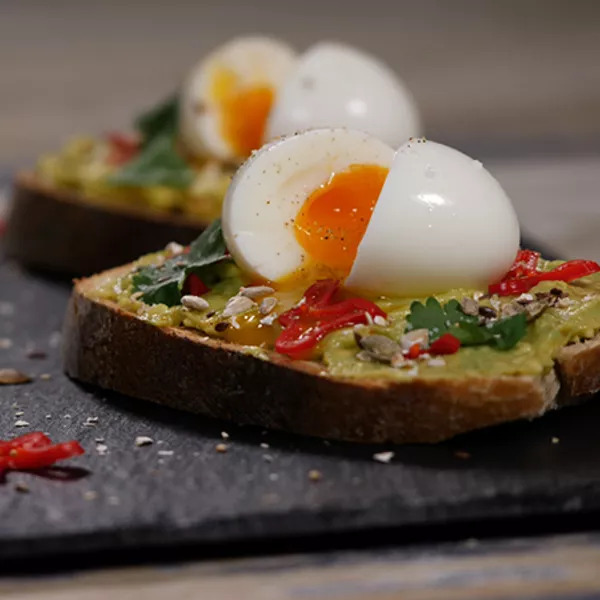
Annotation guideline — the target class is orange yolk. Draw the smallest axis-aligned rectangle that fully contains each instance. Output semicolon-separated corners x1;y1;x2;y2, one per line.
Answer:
211;68;274;158
294;164;389;277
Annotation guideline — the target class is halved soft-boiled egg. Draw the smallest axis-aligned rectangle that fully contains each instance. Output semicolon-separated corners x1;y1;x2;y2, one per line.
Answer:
179;36;297;163
345;139;520;296
265;43;421;148
222;130;520;297
222;128;394;284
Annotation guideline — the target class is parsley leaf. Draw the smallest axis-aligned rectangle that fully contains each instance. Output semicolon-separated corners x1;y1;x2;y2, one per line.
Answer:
131;219;228;306
406;297;527;351
108;95;192;189
108;134;193;189
135;95;179;145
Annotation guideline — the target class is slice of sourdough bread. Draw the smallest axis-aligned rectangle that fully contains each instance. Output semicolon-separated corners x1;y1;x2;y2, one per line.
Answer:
62;266;600;444
4;172;209;276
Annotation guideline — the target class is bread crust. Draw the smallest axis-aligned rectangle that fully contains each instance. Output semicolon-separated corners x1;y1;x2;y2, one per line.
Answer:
4;172;209;275
62;266;600;444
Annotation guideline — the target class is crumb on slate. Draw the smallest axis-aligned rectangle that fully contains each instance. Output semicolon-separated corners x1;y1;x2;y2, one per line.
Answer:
14;482;30;493
373;451;395;464
215;443;228;453
308;469;322;482
135;436;154;447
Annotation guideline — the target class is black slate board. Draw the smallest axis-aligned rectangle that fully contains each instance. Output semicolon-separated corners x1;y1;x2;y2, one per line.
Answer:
2;250;600;563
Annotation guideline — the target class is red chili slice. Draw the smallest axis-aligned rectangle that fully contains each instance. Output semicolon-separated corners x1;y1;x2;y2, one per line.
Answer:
429;333;461;355
490;258;600;296
0;432;52;456
184;273;210;296
106;132;139;166
0;433;84;474
275;279;387;360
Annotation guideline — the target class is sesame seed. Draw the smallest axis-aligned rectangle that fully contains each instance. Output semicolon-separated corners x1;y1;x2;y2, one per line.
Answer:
455;450;471;459
221;431;230;440
14;420;30;428
215;443;228;453
158;450;174;457
260;442;270;449
552;437;560;444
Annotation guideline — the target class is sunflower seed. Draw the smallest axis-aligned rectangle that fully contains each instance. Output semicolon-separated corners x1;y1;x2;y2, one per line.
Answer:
516;293;534;304
239;285;275;299
259;297;278;315
356;334;401;363
460;297;479;316
165;241;184;255
222;295;255;318
400;329;429;351
181;295;210;311
524;301;548;322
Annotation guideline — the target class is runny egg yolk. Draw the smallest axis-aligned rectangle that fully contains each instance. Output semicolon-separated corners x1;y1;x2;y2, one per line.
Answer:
211;68;274;158
294;164;389;277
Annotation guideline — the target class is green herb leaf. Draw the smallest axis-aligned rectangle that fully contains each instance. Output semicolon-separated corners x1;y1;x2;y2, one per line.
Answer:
107;134;194;189
135;95;179;145
131;219;228;306
406;297;448;340
486;313;527;350
406;298;527;351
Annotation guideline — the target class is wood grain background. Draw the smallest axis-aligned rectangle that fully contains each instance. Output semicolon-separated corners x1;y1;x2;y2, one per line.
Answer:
1;0;600;166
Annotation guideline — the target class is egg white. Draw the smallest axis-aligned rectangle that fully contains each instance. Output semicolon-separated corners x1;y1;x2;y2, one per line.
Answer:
346;139;521;296
179;36;297;163
222;128;394;283
265;42;421;148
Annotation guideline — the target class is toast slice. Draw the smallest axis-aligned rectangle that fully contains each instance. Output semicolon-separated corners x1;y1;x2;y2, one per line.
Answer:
4;173;209;275
63;265;600;444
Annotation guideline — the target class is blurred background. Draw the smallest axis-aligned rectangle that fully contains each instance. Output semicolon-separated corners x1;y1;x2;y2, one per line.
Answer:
2;0;600;256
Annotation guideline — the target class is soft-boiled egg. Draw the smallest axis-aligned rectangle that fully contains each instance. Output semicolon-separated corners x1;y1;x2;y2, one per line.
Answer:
222;131;520;297
346;139;520;296
222;128;394;284
179;36;297;163
265;43;421;148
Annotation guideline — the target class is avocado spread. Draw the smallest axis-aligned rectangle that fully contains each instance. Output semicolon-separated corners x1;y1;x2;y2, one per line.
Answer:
90;249;600;381
37;136;233;220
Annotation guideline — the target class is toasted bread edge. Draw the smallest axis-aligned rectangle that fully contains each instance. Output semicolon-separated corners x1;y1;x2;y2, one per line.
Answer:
61;266;600;444
4;172;209;275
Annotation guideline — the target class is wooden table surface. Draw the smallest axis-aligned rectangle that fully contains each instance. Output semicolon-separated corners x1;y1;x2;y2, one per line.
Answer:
2;533;600;599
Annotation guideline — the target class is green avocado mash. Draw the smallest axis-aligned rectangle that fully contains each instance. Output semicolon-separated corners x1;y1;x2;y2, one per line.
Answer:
36;136;234;220
90;250;600;382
